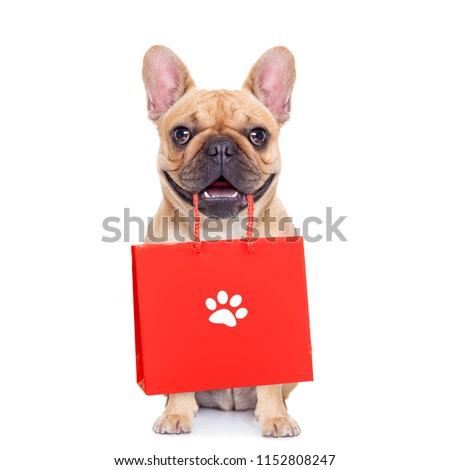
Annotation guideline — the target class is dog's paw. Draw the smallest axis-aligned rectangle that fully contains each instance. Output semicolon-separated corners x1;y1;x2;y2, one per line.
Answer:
153;412;195;435
259;415;301;437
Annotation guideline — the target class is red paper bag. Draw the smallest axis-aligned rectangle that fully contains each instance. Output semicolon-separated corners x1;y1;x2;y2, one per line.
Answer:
131;236;313;395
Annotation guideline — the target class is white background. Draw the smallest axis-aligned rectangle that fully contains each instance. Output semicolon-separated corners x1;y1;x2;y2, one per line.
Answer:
1;1;449;469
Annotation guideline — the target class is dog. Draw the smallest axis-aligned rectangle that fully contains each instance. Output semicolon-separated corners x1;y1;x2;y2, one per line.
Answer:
142;45;299;437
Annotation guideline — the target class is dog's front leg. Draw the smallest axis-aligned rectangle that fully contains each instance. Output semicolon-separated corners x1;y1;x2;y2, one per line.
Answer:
153;392;199;434
255;385;300;437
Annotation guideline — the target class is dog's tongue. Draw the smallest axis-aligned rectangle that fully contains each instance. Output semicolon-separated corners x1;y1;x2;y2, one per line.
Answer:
204;179;239;198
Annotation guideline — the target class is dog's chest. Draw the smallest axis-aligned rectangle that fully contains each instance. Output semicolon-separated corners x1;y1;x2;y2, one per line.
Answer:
195;387;257;411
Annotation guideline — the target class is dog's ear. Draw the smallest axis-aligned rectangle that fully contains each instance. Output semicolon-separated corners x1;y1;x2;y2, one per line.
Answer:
142;45;196;122
243;46;296;124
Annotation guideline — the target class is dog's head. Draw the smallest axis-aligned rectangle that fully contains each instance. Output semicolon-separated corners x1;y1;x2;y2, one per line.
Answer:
143;46;296;218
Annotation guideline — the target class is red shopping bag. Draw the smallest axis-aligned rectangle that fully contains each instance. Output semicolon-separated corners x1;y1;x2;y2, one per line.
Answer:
131;196;313;395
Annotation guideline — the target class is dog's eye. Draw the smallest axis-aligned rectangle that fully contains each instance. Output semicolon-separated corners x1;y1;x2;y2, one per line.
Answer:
248;128;267;146
172;127;191;145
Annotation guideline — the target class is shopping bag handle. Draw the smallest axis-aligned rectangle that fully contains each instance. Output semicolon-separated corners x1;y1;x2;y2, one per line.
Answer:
193;194;255;254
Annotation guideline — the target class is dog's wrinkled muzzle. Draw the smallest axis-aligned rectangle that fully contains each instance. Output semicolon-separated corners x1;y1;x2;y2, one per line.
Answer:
165;135;274;218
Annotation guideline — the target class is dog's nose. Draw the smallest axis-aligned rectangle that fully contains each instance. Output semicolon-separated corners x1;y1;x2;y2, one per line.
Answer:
205;137;237;161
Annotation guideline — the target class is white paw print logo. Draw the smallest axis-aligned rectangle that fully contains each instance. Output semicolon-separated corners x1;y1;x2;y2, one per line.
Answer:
206;290;248;328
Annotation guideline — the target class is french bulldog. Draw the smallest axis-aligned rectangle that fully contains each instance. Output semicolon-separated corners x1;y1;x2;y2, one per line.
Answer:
142;45;299;437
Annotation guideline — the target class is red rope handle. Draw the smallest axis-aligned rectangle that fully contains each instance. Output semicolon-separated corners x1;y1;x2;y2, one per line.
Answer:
246;194;255;254
193;194;201;254
192;193;255;254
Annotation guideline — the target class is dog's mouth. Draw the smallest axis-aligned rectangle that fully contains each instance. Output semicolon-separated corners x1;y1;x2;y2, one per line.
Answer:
165;173;274;218
199;176;246;202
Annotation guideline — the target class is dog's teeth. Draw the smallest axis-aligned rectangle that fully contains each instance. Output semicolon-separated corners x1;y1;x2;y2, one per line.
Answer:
231;191;238;197
204;191;211;198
